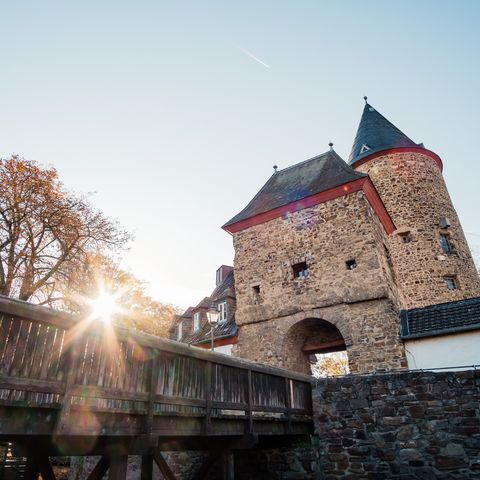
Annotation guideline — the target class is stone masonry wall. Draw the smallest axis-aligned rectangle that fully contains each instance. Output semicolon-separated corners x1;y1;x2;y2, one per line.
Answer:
313;369;480;479
356;152;480;309
232;191;406;373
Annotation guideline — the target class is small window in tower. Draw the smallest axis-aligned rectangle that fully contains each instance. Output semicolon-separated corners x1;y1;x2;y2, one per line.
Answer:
252;284;261;304
399;231;412;243
439;234;453;255
445;276;457;291
292;262;309;279
346;259;357;270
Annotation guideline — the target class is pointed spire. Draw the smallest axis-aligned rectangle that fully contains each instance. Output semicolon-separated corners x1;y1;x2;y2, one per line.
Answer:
348;101;423;165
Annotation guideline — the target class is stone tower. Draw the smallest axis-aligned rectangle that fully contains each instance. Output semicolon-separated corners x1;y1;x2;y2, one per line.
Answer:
349;101;480;309
222;101;480;374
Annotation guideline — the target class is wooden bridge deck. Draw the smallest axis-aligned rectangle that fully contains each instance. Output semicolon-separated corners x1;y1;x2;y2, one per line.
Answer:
0;295;313;479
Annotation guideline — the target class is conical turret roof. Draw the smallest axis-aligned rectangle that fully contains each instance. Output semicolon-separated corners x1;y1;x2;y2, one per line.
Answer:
349;102;423;166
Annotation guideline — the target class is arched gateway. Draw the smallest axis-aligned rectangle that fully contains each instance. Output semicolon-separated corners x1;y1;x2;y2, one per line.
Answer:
282;318;348;375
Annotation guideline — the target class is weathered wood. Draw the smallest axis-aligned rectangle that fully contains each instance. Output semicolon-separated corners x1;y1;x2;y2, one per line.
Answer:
54;340;81;434
108;454;127;480
86;456;110;480
152;450;177;480
246;370;253;434
0;293;313;442
0;375;63;394
221;450;235;480
204;361;212;435
0;294;311;381
145;356;158;434
285;378;292;433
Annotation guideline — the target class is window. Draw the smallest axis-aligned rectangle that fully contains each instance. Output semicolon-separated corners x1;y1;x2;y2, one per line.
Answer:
440;234;453;255
346;259;357;270
177;321;183;340
252;284;261;304
218;302;227;322
292;262;309;279
193;312;200;331
445;277;457;290
399;231;412;243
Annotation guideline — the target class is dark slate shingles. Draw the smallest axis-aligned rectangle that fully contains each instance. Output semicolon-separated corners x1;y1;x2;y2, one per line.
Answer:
400;297;480;339
223;150;366;228
349;103;423;166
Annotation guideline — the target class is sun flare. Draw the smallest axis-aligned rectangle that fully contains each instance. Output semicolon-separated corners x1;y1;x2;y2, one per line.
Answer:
87;288;122;323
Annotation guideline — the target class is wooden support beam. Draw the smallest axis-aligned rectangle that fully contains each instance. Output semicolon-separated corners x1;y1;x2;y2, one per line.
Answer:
221;450;234;480
204;361;212;435
302;338;345;354
140;455;153;480
246;370;253;434
152;450;177;480
86;456;110;480
108;455;127;480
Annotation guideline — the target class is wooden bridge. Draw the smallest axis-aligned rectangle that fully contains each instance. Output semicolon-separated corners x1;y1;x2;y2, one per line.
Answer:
0;296;313;480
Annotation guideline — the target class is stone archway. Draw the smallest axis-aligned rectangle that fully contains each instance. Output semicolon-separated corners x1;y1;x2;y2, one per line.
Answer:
282;318;348;375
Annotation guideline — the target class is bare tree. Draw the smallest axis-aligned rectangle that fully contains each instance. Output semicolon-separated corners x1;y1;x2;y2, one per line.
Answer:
0;155;130;304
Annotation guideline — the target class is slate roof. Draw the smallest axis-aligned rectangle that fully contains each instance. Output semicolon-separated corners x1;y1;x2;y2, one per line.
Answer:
223;150;366;228
349;102;424;166
400;297;480;339
185;315;238;346
174;270;238;345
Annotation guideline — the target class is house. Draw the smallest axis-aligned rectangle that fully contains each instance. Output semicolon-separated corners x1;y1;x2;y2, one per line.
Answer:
171;266;238;355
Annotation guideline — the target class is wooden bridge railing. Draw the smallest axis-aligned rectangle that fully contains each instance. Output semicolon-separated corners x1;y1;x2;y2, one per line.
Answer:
0;295;312;439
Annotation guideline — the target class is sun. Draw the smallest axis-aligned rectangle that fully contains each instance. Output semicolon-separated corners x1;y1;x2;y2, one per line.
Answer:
87;287;122;324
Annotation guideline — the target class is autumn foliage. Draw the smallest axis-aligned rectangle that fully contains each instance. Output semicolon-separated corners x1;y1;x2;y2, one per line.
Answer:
0;155;178;336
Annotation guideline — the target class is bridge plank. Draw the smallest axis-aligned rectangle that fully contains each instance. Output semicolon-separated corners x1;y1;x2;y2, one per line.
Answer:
8;319;30;377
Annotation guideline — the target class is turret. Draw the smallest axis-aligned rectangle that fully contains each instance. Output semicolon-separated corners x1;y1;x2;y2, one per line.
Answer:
349;100;480;309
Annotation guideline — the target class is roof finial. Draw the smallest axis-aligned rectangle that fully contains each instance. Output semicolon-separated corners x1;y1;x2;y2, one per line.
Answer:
273;164;278;173
328;142;334;151
363;96;368;104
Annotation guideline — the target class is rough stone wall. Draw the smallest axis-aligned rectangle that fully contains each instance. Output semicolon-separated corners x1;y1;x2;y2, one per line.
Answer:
232;191;406;373
313;369;480;479
356;152;480;309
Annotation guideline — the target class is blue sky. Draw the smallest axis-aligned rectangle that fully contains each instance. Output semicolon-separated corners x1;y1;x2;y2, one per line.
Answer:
2;1;480;308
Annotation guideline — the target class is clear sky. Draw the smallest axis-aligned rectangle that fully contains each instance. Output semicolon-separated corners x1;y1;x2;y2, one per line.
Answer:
2;1;480;309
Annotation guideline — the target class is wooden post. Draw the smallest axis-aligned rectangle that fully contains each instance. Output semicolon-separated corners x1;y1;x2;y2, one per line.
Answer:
221;450;234;480
285;377;292;434
246;370;253;434
145;355;159;435
140;454;153;480
108;455;128;480
204;361;212;435
55;339;81;435
86;456;110;480
152;450;177;480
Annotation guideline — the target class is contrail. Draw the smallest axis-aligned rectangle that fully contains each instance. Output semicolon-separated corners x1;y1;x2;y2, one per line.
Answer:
236;46;271;69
